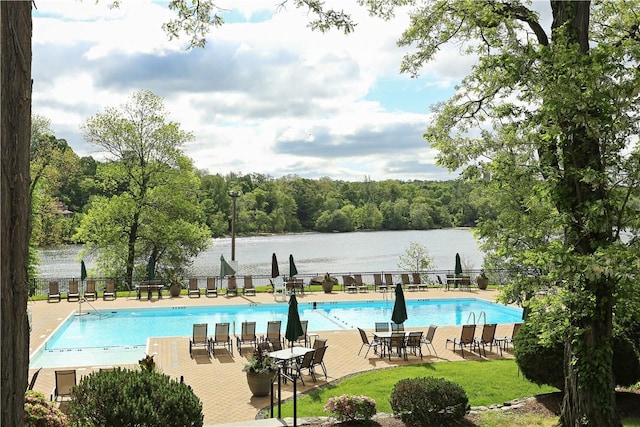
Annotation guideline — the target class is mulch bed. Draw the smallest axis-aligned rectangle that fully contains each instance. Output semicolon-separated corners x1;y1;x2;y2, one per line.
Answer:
308;391;640;426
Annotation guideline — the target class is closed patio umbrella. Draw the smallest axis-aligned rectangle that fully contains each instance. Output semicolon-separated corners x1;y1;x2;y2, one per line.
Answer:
289;254;298;278
285;293;304;350
455;253;463;275
271;253;280;278
81;260;87;282
78;260;89;316
391;283;408;325
220;254;236;277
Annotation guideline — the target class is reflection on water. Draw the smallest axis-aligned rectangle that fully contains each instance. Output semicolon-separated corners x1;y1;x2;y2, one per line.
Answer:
38;229;484;278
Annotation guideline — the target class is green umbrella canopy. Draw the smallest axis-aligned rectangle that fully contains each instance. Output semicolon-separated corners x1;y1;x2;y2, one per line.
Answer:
285;293;304;346
391;283;408;325
289;254;298;278
80;260;87;282
271;253;280;278
220;254;236;277
147;256;155;281
455;253;463;275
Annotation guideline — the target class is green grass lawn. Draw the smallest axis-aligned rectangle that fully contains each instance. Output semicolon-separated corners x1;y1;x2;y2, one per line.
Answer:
276;359;557;418
275;360;640;426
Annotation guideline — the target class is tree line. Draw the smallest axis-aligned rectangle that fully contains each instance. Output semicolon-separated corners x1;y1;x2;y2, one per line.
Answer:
31;115;482;250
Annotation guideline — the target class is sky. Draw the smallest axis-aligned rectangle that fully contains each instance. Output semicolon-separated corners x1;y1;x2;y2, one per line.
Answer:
31;1;546;182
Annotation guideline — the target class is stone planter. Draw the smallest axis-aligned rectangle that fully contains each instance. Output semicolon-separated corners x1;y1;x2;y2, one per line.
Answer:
169;283;182;297
322;281;335;294
246;371;276;397
476;277;489;290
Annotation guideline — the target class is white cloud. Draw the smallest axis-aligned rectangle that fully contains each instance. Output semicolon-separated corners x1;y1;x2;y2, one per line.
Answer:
32;1;461;181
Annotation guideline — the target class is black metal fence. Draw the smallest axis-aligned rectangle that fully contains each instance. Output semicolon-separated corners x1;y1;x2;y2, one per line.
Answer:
28;269;507;299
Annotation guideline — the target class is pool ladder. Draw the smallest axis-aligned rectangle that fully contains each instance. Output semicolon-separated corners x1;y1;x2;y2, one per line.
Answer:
466;311;486;325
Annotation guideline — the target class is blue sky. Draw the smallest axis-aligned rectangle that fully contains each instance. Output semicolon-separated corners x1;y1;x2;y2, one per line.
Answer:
31;1;504;181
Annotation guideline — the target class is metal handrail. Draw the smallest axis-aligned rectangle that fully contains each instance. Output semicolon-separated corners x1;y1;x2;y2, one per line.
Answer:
271;367;298;427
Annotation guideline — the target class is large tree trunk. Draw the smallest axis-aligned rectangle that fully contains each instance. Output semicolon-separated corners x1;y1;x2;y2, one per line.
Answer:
549;2;621;426
126;212;140;289
1;2;32;426
558;128;620;427
561;280;619;426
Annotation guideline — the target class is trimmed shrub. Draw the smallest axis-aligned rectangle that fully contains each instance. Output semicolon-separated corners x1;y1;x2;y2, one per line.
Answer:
390;377;468;425
24;391;67;427
515;320;640;390
513;320;565;390
67;368;203;426
613;335;640;387
324;394;377;422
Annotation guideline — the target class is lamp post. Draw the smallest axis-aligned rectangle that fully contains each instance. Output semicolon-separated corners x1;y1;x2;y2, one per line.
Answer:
228;191;240;261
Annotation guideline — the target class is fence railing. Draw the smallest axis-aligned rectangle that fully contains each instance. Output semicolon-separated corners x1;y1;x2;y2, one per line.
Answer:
29;269;507;298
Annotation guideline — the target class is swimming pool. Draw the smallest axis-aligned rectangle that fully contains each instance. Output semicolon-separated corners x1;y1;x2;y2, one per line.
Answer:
30;298;522;368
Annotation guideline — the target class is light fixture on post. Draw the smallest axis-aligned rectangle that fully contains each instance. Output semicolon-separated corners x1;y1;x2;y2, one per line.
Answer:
228;191;241;261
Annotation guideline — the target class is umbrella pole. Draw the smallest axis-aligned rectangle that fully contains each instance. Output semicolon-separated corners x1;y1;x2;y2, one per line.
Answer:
75;279;89;316
78;279;82;315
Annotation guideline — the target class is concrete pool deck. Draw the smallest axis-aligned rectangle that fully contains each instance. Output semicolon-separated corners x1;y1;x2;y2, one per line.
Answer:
28;287;518;425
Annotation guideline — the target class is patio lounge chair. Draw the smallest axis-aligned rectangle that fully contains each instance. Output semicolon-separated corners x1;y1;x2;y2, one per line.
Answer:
496;322;522;352
357;328;378;358
210;322;233;357
226;276;238;297
84;279;97;301
189;323;209;358
460;275;472;291
294;349;316;385
313;337;327;349
406;331;423;359
188;278;200;298
312;345;328;379
286;278;305;294
391;322;404;332
103;280;116;300
257;341;272;353
384;273;395;290
421;325;438;356
51;369;76;402
243;275;256;296
264;320;283;348
375;322;389;332
446;324;477;358
206;277;218;297
236;321;257;356
387;332;407;360
402;273;417;292
353;274;368;292
412;272;428;291
294;320;309;347
342;275;357;293
47;281;61;303
67;279;80;302
373;273;385;292
474;323;498;356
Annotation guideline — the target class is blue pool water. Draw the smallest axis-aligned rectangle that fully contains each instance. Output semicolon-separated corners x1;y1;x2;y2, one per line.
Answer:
30;298;522;368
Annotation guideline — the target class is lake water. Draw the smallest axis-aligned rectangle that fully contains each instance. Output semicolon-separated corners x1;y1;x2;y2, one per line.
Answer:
37;229;484;278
